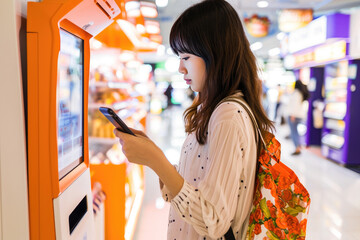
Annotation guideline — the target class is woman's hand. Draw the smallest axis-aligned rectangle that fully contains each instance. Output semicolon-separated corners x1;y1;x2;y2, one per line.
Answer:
113;129;165;168
114;128;185;197
159;178;164;189
129;127;149;138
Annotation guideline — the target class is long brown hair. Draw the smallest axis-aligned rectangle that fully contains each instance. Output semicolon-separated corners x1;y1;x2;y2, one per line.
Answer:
170;0;274;145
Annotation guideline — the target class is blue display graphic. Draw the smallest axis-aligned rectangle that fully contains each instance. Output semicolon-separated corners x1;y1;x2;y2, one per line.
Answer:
57;29;84;179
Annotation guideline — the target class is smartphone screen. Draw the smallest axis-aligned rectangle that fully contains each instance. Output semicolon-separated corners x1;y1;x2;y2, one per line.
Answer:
99;107;136;136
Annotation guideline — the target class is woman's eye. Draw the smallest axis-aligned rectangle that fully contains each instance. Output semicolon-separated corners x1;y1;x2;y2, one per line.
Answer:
182;57;189;61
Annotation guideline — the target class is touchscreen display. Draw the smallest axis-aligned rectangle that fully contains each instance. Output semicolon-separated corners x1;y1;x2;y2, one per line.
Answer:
57;29;84;179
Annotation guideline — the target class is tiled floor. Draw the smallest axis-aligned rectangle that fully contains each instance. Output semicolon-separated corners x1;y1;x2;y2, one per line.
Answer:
133;106;360;240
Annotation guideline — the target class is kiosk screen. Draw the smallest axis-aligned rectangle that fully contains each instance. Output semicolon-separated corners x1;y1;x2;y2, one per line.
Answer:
57;29;84;179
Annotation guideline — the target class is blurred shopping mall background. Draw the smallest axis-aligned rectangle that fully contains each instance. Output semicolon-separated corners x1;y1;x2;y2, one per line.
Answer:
2;0;360;239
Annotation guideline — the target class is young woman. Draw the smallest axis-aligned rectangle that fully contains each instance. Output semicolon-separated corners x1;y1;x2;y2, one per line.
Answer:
114;0;273;239
286;79;309;155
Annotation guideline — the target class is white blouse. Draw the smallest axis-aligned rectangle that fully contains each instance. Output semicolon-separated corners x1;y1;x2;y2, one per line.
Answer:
161;96;258;240
284;89;306;119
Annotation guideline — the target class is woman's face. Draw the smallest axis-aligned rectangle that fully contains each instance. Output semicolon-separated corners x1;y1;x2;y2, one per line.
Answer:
178;53;206;93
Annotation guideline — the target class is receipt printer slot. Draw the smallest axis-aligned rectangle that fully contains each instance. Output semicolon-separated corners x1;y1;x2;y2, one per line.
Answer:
69;196;88;234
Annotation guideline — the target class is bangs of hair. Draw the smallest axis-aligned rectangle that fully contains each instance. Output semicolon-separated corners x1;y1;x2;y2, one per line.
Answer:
170;29;190;55
169;8;202;57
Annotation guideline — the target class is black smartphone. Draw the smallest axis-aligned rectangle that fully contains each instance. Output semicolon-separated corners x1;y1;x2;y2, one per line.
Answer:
99;107;136;136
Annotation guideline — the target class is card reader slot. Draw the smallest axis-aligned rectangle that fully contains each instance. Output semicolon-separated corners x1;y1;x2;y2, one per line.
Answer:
96;2;111;19
104;0;112;9
69;196;88;235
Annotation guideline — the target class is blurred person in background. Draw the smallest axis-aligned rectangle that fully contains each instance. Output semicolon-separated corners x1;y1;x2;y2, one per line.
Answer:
275;84;285;125
261;84;269;116
285;79;309;155
186;86;196;101
113;0;274;239
164;82;174;108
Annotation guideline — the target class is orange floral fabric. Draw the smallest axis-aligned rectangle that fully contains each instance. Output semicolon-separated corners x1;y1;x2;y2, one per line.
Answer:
247;132;311;240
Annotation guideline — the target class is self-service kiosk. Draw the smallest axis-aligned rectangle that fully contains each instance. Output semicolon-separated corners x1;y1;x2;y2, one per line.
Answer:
27;0;120;239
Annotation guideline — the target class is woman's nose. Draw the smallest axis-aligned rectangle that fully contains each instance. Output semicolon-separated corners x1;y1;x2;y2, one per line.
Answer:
178;61;187;74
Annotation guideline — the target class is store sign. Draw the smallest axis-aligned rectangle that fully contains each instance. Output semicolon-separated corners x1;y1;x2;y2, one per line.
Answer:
286;40;347;68
294;51;315;67
288;16;327;53
350;10;360;58
244;14;270;38
314;40;347;63
278;9;313;32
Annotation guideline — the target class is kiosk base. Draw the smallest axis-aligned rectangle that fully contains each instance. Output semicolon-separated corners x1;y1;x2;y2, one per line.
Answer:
53;169;95;240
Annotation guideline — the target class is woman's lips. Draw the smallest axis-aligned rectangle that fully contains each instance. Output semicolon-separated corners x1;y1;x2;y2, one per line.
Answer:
185;79;192;85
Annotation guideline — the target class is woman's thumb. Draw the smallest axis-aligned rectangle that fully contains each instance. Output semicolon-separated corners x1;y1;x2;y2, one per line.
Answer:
113;129;127;139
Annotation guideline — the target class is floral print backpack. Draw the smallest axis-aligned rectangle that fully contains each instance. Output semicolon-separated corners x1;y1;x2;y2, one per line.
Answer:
223;96;311;240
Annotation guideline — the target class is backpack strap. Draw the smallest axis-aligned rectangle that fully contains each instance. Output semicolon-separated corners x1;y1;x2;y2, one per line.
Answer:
217;95;268;240
216;95;266;149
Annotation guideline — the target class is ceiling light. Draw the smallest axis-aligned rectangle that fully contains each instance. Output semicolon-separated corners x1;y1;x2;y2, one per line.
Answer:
145;20;160;34
156;0;168;8
117;19;160;51
140;1;158;18
257;1;269;8
125;1;141;18
250;42;263;51
268;47;281;57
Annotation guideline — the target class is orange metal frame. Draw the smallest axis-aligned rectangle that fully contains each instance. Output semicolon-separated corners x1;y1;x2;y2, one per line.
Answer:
27;0;119;239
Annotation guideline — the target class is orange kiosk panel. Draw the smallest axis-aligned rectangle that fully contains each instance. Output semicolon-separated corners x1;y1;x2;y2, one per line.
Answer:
27;0;120;239
90;163;126;239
